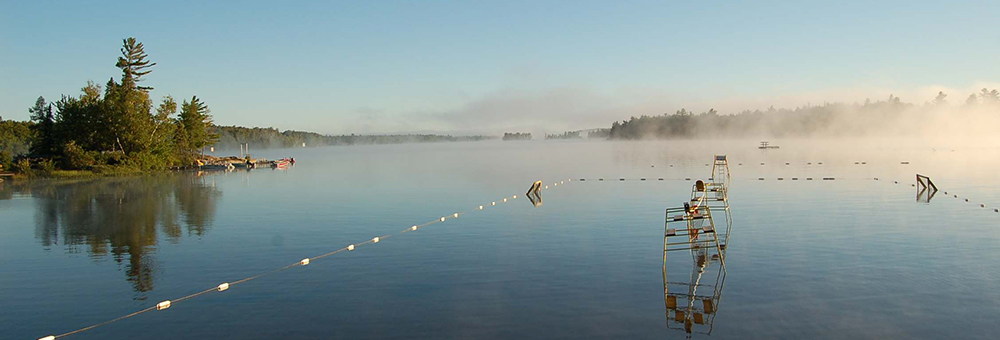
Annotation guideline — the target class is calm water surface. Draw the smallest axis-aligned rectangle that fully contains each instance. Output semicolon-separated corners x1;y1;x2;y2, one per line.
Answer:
2;139;999;339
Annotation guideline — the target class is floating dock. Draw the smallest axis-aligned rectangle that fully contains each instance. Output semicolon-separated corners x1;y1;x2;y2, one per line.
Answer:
758;141;780;149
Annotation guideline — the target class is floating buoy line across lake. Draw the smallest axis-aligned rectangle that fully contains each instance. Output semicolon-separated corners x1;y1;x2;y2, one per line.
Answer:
570;174;997;215
37;179;575;340
38;164;997;339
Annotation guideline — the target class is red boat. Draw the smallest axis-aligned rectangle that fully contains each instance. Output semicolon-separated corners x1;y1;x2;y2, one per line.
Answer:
271;159;291;168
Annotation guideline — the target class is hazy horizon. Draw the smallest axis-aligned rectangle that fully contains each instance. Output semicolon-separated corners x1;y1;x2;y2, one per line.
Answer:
2;1;998;136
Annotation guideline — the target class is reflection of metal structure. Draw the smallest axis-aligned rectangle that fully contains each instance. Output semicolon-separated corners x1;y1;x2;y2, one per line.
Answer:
916;174;938;203
663;155;733;337
527;190;543;207
663;247;727;337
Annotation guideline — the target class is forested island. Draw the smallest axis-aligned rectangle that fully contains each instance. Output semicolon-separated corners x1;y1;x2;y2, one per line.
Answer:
0;38;492;177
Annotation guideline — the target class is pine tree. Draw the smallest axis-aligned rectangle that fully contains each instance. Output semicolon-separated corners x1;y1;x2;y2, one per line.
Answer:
933;91;947;105
28;96;56;155
106;37;156;155
116;37;156;91
180;96;218;152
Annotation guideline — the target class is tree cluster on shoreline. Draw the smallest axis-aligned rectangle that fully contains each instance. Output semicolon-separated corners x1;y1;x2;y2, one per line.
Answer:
587;128;611;139
212;126;493;150
0;38;494;175
1;38;217;176
544;131;582;140
607;90;1000;140
502;132;532;141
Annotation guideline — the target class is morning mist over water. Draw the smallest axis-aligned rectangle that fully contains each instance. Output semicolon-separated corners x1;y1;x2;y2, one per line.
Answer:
2;1;999;340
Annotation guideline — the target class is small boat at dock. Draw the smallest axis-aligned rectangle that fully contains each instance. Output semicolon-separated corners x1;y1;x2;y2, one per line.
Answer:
200;163;235;171
271;159;291;168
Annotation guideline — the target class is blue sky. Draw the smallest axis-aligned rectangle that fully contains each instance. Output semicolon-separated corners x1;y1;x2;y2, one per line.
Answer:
1;0;997;134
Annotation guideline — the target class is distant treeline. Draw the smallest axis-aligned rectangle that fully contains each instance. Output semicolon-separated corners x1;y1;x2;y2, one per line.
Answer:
544;131;581;139
587;128;611;139
213;125;493;150
544;129;610;139
502;132;532;141
608;90;1000;139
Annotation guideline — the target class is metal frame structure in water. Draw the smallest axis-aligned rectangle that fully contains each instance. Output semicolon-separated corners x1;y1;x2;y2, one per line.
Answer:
662;154;733;337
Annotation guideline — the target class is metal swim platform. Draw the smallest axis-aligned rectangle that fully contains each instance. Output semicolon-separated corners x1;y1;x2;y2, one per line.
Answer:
665;155;732;253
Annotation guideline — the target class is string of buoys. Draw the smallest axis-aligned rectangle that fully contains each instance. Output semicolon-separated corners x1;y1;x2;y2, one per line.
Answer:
573;177;889;181
34;168;995;339
660;161;916;167
890;179;997;214
574;174;997;214
665;161;911;167
38;178;575;340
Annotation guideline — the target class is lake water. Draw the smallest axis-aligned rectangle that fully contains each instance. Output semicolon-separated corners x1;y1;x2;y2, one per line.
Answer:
2;139;1000;339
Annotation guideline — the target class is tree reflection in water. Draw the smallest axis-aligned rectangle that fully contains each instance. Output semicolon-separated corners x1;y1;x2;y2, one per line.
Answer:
16;174;221;296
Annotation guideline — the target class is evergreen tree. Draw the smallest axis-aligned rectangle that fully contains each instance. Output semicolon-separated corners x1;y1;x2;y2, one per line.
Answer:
934;91;947;105
28;96;56;155
981;88;1000;104
116;37;156;91
106;37;157;155
966;94;979;106
179;96;218;152
103;77;154;154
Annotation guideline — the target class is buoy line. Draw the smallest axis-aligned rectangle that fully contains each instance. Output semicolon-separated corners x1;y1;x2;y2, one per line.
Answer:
572;175;998;214
572;177;881;182
38;178;574;340
889;179;998;214
35;172;995;339
661;160;914;167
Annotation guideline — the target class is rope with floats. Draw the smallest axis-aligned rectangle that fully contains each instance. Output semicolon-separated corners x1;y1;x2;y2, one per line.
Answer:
35;167;996;339
37;178;575;340
570;175;998;214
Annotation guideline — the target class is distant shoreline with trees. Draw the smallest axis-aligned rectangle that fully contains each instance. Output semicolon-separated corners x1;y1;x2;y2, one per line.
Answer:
607;90;999;140
0;37;494;178
502;132;532;141
3;38;998;178
212;125;492;150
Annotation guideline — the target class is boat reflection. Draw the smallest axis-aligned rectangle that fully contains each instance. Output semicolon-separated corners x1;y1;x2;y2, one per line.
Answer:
5;174;221;297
